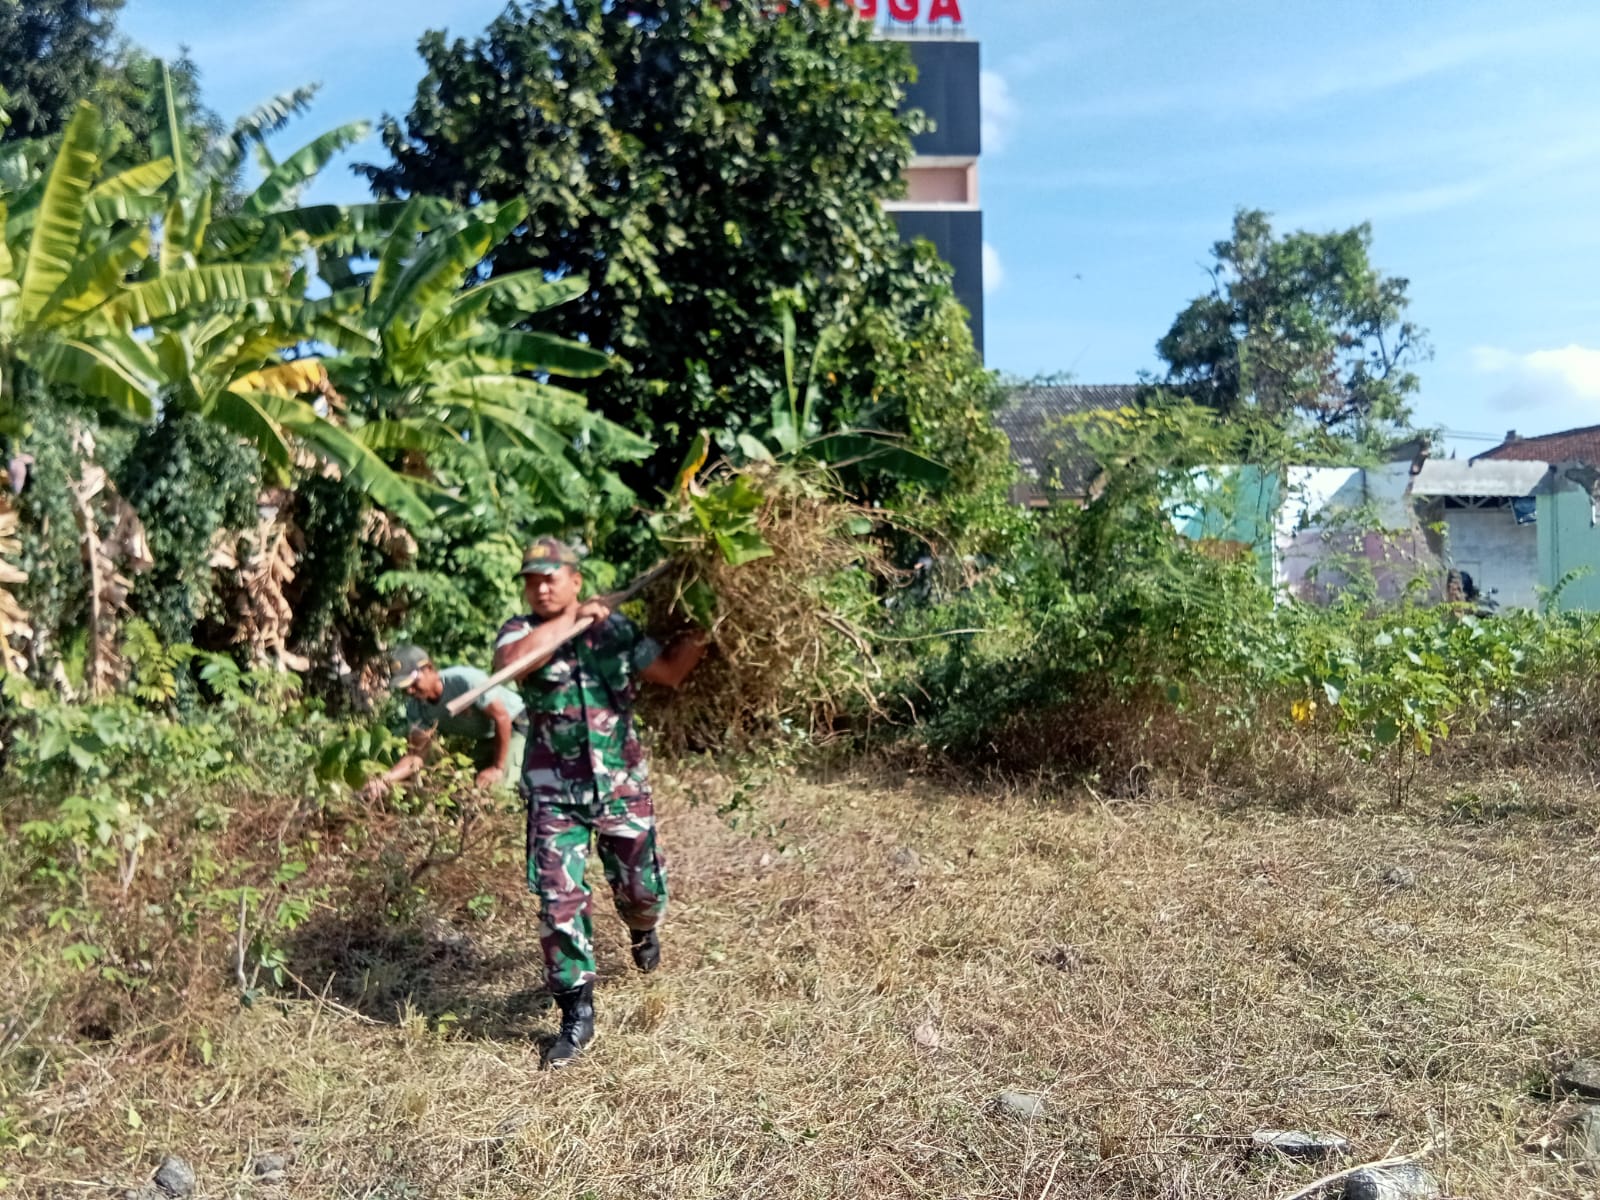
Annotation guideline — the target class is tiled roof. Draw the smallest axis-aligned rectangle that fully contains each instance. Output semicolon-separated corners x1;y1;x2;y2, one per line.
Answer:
995;384;1141;502
1474;424;1600;466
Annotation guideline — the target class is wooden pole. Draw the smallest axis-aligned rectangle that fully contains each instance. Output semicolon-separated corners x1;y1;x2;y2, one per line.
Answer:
443;560;673;717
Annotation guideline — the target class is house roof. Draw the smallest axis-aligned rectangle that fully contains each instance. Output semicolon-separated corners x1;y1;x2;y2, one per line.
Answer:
1474;424;1600;466
995;384;1140;501
1410;458;1551;498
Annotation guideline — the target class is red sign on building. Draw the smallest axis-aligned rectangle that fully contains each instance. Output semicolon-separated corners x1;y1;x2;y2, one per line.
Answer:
846;0;965;24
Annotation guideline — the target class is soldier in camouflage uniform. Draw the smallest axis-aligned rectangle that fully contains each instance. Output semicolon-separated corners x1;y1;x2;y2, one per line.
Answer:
493;537;706;1069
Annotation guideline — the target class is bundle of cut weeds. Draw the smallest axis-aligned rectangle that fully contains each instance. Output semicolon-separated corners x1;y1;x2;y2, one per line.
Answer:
637;457;885;754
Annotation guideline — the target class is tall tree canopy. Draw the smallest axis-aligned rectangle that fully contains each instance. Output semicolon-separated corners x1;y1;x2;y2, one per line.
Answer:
0;0;123;142
362;0;997;495
1156;208;1428;436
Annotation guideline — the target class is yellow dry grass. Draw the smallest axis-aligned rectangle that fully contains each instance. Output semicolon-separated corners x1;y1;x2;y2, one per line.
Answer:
10;761;1600;1199
641;464;882;753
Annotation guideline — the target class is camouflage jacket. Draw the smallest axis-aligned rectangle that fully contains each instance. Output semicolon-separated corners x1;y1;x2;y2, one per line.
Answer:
495;612;661;802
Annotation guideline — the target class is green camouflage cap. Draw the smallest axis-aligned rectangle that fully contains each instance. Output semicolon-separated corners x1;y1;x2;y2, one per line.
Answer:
519;536;581;576
387;645;431;689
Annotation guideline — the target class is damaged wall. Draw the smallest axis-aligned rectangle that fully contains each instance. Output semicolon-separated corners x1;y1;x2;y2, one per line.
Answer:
1275;464;1442;604
1442;504;1539;609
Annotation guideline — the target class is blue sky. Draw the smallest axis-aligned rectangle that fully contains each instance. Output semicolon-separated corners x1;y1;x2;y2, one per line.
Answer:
122;0;1600;453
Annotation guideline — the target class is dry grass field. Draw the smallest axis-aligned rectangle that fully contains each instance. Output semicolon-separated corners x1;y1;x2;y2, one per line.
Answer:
12;758;1600;1199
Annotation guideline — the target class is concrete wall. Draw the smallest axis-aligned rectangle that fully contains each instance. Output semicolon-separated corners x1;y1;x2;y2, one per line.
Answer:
1538;487;1600;610
1167;460;1600;611
1172;463;1443;599
1442;505;1539;609
1171;465;1279;543
1275;464;1441;603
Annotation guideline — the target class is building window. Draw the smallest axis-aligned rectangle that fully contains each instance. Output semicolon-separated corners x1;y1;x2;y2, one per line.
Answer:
904;164;974;205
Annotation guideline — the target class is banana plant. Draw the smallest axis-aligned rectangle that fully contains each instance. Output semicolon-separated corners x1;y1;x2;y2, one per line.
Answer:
154;67;426;270
0;89;435;523
317;196;653;514
0;100;197;423
730;303;950;488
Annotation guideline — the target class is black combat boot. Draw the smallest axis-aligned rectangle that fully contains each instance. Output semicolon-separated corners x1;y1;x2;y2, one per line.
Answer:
630;927;661;973
544;982;595;1069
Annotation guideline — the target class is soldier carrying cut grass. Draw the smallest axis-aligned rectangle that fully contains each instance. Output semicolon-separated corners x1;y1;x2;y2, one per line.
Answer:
492;537;707;1069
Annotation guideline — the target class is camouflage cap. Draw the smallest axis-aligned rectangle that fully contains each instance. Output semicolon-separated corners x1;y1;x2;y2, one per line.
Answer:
519;536;581;577
387;645;431;689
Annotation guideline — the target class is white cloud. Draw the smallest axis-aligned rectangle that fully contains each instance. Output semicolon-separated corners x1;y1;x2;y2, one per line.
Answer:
1471;344;1600;412
982;242;1004;294
980;69;1018;155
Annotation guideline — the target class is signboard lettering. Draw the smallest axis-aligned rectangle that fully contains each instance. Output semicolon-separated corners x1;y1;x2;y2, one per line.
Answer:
842;0;964;24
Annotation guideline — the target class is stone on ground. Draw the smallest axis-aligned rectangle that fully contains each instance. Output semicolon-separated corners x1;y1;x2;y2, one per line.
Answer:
890;846;920;871
1339;1162;1440;1200
1559;1058;1600;1099
995;1091;1045;1119
252;1152;290;1176
1568;1106;1600;1161
153;1155;196;1198
1250;1128;1350;1160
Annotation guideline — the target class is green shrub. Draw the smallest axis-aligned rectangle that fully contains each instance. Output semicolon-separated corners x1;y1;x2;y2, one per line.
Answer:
883;401;1600;785
116;411;259;649
0;634;421;1051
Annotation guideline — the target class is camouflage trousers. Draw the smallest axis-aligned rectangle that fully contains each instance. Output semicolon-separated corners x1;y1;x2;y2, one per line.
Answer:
524;787;668;992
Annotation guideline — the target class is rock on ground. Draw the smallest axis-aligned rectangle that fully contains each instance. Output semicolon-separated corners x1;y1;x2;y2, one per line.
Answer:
252;1152;290;1176
1569;1106;1600;1161
1250;1128;1350;1160
1559;1058;1600;1099
994;1091;1045;1119
1339;1162;1440;1200
153;1155;196;1198
890;846;920;871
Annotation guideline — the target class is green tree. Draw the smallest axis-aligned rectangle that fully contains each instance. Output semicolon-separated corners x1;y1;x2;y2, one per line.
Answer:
1156;208;1428;437
361;0;975;495
0;0;123;143
91;48;221;174
0;69;663;687
299;198;656;666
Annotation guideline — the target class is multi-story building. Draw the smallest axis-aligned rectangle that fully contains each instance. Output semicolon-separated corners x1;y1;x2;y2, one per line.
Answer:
845;1;984;357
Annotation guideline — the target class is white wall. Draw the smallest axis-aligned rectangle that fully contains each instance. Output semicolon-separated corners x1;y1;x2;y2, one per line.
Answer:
1276;465;1443;602
1443;506;1540;609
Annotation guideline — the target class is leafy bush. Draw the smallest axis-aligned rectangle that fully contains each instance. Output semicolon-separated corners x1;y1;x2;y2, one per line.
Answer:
117;411;259;649
0;631;437;1061
11;387;93;674
884;400;1600;787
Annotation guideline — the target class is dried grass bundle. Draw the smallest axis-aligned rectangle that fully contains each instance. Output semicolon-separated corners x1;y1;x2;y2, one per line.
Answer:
638;462;884;753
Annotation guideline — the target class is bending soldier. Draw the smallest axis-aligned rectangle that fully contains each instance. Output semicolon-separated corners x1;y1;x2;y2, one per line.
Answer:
493;538;706;1069
364;646;527;800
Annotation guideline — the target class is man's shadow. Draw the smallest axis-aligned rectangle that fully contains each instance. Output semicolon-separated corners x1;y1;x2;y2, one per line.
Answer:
283;907;634;1042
